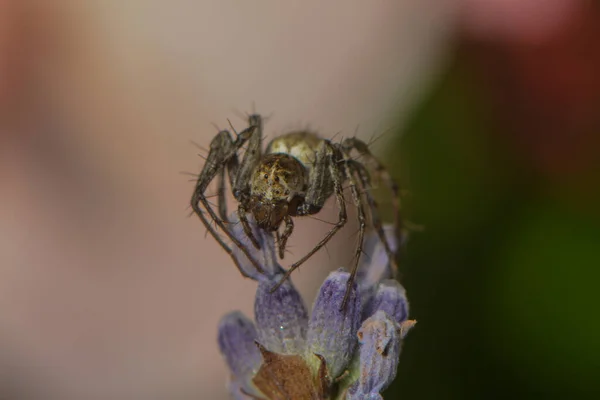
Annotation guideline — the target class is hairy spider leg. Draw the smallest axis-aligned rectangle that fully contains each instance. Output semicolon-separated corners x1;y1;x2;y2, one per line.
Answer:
237;204;260;249
270;141;348;292
191;127;264;275
233;114;264;250
217;166;227;221
274;230;282;256
341;138;403;276
191;130;250;276
277;215;294;259
349;159;399;278
222;119;261;250
338;148;368;310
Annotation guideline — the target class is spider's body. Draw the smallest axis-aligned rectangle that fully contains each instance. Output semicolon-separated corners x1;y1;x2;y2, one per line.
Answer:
191;114;402;308
250;132;325;231
267;131;322;167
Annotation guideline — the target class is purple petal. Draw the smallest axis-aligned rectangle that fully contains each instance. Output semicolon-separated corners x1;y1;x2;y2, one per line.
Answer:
347;389;384;400
307;269;361;378
254;275;308;354
217;311;262;381
227;379;262;400
363;280;409;323
349;311;412;396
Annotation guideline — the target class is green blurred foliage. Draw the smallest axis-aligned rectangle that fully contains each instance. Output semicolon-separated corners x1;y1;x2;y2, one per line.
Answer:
384;53;600;399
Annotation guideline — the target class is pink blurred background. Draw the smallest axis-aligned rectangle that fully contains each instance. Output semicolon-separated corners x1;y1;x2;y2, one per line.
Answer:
0;1;456;398
1;0;591;398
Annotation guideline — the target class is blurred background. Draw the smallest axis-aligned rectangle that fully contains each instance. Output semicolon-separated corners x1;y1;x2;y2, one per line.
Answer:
0;0;598;399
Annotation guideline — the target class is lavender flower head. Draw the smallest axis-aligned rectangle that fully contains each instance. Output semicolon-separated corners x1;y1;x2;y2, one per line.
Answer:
217;215;416;399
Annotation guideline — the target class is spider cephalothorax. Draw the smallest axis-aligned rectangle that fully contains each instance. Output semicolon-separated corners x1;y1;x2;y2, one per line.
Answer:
248;153;306;230
191;114;402;307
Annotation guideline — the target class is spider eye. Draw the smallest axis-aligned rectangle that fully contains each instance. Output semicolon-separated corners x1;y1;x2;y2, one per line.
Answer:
263;174;268;179
274;176;280;182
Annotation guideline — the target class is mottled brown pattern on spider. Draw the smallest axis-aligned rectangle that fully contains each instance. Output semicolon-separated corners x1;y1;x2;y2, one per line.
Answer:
251;153;307;203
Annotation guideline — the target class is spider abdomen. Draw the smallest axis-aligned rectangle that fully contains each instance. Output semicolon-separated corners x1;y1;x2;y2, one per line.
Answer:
266;131;322;171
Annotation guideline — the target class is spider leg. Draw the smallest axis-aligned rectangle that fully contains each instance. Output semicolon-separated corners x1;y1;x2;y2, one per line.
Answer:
270;141;347;292
231;114;264;249
277;215;294;259
217;166;227;221
338;151;367;310
232;114;263;197
349;159;399;278
191;129;264;275
222;119;260;250
341;138;403;271
238;203;261;249
274;230;282;255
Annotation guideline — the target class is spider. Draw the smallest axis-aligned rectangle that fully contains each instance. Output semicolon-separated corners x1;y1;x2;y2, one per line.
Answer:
190;114;402;308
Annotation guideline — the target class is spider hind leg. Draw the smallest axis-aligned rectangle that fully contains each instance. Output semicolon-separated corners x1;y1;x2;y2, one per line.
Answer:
349;159;399;279
341;137;403;278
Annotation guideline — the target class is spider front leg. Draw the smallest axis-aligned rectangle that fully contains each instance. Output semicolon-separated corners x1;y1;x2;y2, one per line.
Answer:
217;166;227;222
191;128;264;276
270;141;347;292
277;215;294;259
238;203;261;249
231;114;264;250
